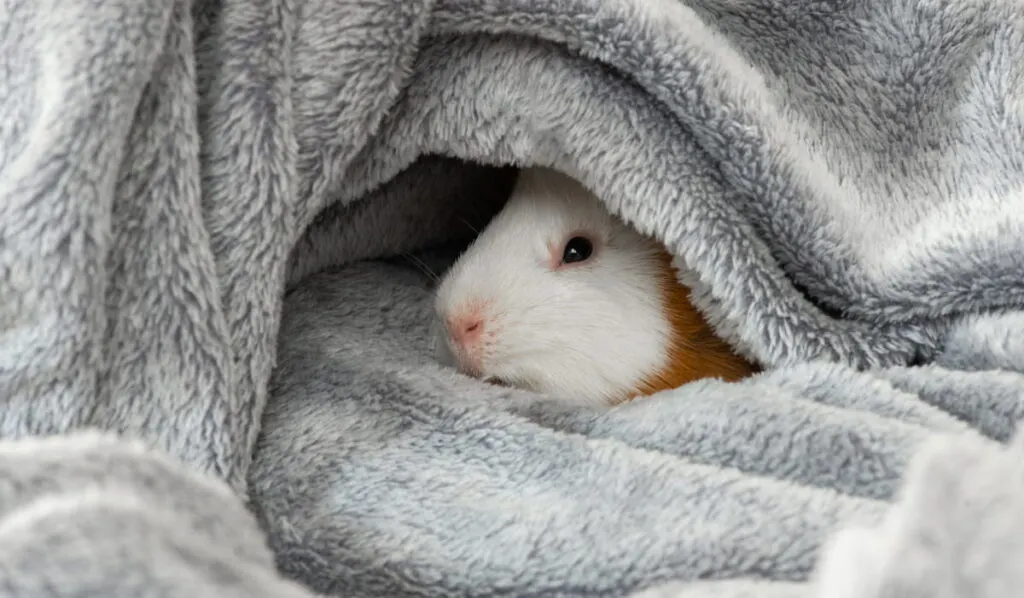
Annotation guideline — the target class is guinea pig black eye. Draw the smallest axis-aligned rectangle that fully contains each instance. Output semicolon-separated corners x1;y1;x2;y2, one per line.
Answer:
561;236;593;265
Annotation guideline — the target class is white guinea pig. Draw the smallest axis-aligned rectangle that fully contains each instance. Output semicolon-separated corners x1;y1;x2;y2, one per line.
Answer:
433;166;754;407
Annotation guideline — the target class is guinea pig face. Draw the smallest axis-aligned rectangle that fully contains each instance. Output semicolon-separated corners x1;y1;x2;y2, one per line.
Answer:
433;168;673;407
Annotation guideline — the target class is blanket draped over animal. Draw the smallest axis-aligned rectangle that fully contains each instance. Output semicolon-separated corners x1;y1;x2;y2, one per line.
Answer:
2;0;1024;596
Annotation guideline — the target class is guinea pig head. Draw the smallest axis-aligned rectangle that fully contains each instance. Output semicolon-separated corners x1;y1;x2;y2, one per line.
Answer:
433;167;674;407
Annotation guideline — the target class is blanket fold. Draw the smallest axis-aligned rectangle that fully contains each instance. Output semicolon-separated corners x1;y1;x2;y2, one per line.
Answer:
2;0;1024;596
0;432;318;598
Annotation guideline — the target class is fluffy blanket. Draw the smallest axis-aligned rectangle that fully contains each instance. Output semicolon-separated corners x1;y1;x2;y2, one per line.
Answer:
2;0;1024;596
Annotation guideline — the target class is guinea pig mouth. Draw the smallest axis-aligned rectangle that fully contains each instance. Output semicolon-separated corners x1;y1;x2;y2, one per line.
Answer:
483;376;509;388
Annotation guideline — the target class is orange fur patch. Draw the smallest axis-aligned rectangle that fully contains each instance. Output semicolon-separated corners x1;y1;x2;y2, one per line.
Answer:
630;249;757;400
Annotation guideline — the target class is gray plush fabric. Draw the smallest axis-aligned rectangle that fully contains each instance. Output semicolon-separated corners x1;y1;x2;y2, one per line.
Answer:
0;432;316;598
2;0;1024;597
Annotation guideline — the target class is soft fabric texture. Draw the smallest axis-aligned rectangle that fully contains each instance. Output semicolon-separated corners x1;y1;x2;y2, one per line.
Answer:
2;0;1024;596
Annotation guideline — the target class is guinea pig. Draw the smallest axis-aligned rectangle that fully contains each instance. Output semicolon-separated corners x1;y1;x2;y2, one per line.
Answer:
433;166;756;408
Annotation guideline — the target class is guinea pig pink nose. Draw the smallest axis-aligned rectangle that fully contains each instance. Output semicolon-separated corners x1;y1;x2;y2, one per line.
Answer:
446;313;485;348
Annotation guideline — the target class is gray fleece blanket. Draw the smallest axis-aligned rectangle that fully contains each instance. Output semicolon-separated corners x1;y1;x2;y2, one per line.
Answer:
2;0;1024;596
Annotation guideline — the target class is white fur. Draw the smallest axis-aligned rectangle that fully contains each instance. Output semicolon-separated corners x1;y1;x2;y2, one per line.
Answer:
434;167;671;407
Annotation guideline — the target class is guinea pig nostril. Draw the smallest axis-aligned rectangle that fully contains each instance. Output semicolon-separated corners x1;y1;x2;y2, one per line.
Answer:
446;313;485;346
460;318;484;341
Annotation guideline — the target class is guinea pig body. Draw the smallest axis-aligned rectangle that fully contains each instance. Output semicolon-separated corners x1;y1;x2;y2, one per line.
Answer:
433;167;754;407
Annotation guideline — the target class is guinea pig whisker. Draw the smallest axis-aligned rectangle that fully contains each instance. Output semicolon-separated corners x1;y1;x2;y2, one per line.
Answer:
456;215;480;235
402;253;441;283
509;296;574;322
